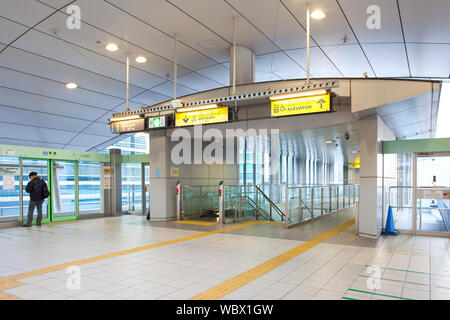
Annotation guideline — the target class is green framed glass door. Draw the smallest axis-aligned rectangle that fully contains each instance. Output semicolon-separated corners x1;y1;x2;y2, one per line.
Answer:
51;160;78;222
22;158;51;225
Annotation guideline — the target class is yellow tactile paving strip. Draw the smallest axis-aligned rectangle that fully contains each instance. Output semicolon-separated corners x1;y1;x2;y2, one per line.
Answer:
0;221;258;300
173;220;218;226
191;218;355;300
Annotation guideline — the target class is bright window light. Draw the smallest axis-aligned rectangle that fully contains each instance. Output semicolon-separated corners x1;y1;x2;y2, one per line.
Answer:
436;82;450;138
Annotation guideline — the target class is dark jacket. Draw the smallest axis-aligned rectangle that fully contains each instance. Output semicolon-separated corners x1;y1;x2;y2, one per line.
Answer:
26;177;47;201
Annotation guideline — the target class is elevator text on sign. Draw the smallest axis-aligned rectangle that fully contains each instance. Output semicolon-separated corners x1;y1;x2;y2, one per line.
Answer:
175;107;228;127
271;93;331;117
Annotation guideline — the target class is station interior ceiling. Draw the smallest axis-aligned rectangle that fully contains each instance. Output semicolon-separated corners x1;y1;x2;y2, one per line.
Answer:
0;0;449;151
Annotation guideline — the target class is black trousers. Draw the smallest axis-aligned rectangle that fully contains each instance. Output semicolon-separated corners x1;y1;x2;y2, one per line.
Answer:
26;200;44;226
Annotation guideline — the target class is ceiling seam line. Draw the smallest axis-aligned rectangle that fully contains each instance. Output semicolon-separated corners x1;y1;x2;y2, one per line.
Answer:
0;15;177;85
0;119;113;137
0;84;123;112
0;136;88;148
165;0;232;45
0;0;77;55
395;0;412;77
0;103;109;124
0;64;149;101
222;0;309;77
5;43;149;91
279;0;344;78
103;0;227;64
335;0;377;78
36;0;224;87
61;78;177;148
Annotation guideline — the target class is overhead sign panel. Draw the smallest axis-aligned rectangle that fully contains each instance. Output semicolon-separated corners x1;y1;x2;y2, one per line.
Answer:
112;119;145;134
148;116;166;129
271;93;331;117
175;107;228;127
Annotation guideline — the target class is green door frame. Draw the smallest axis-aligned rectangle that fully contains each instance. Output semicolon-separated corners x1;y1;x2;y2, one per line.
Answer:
22;158;51;225
51;159;78;223
22;158;78;224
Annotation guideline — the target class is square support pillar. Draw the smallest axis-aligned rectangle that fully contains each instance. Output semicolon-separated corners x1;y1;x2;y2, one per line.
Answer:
358;114;395;238
149;131;172;221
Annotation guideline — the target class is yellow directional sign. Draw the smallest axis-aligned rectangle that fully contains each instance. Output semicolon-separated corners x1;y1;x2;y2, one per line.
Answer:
175;107;229;127
271;93;331;117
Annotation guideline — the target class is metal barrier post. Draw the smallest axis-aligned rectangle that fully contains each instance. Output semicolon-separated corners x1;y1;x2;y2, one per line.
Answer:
218;181;224;224
311;187;314;217
337;186;339;210
320;187;324;216
176;181;182;220
285;187;289;228
299;188;303;222
329;187;332;212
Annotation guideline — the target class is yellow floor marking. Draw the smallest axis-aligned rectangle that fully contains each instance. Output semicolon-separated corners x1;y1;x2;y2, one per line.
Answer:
0;278;24;291
191;218;355;300
46;220;80;226
253;221;285;226
0;291;22;300
173;220;218;226
7;221;257;281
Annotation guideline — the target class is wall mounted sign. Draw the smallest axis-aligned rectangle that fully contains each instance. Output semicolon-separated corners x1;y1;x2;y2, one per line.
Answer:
2;175;15;191
271;93;331;117
3;148;15;156
0;167;20;175
170;167;180;177
175;107;228;127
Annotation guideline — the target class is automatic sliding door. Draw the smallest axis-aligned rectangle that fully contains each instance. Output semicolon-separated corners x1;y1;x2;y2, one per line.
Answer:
415;154;450;236
52;160;77;221
22;159;50;224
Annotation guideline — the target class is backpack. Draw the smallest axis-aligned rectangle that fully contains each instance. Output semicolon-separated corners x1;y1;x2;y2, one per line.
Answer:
41;181;50;199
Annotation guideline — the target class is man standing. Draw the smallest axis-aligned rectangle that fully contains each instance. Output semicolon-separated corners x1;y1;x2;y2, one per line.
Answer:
24;172;49;227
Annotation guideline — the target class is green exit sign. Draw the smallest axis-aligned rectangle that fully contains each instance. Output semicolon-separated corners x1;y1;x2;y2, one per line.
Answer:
148;116;166;128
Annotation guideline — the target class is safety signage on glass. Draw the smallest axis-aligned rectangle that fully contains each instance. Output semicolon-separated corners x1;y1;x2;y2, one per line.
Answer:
175;107;228;127
271;93;331;117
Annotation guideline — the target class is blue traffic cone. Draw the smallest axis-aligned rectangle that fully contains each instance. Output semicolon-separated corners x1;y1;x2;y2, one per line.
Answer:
382;205;399;236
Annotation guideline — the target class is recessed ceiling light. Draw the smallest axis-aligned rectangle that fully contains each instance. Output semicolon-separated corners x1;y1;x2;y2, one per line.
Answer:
65;82;78;89
135;56;147;63
311;10;326;20
105;43;119;52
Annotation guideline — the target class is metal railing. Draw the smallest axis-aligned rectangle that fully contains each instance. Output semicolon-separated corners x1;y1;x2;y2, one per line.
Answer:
222;185;285;223
285;184;359;227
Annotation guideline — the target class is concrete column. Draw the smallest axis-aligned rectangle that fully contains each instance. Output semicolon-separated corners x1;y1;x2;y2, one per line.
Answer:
358;114;395;238
149;131;172;221
229;46;255;86
109;148;122;216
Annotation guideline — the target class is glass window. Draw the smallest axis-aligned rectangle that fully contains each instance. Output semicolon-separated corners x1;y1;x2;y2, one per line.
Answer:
122;163;143;212
0;156;20;220
101;133;149;155
79;161;102;214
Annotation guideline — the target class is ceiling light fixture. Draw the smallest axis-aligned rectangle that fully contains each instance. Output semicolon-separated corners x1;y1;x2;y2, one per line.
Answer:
311;10;326;20
325;140;334;144
109;115;141;122
135;56;147;63
105;43;119;52
65;82;78;89
269;89;327;101
176;104;219;113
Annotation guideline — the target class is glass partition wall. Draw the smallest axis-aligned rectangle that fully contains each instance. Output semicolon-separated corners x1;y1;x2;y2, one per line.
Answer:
0;155;107;225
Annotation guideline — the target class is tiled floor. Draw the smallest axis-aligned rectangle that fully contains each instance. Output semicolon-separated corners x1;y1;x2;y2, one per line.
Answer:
0;214;449;300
